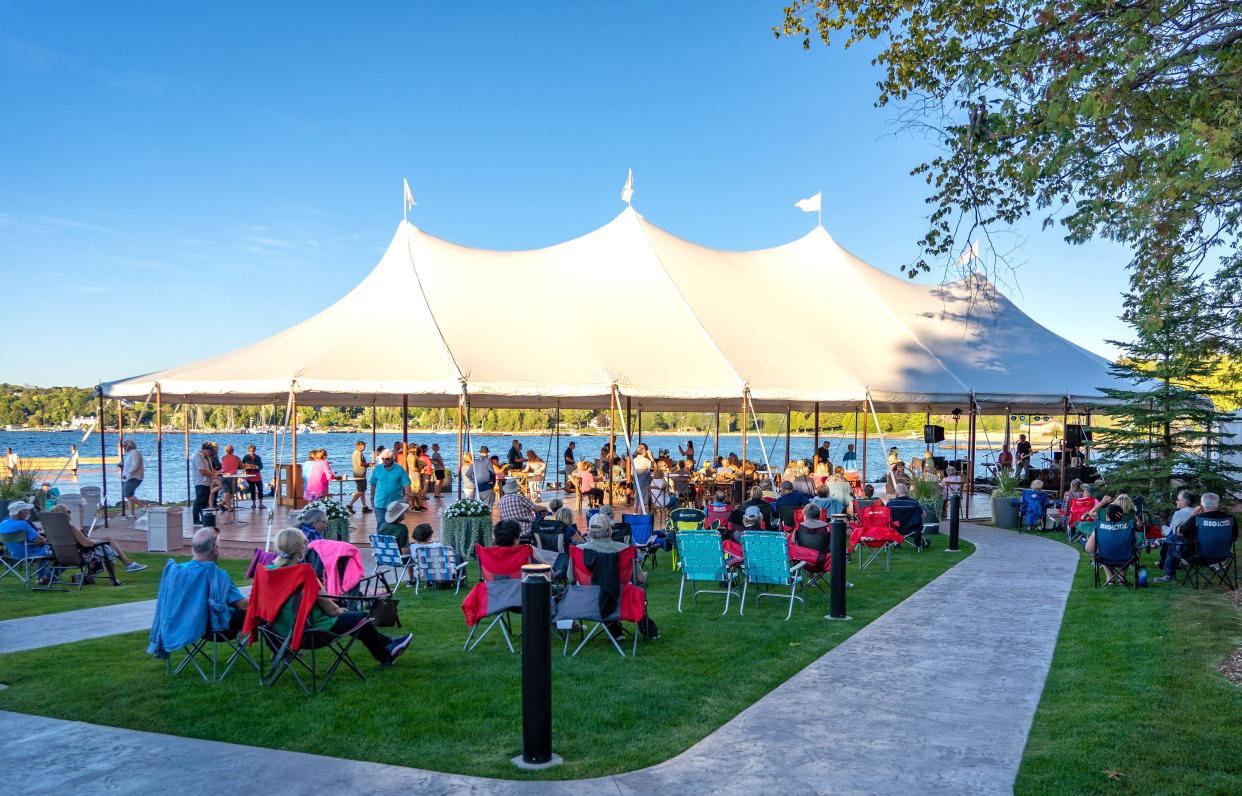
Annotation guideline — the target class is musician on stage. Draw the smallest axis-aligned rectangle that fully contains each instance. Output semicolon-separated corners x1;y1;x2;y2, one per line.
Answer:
1015;434;1032;480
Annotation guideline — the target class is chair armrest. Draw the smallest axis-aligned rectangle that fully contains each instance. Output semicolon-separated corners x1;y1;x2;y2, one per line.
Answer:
789;560;807;573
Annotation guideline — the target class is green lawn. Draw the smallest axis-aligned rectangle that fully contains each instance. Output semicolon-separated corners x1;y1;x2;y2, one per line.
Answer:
1017;541;1242;795
0;553;252;621
0;536;970;779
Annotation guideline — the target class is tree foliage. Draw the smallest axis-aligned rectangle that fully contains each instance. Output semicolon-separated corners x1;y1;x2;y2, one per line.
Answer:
776;1;1241;287
1091;259;1242;515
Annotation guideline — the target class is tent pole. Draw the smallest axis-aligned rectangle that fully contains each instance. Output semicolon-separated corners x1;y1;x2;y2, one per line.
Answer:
741;391;749;496
813;402;820;459
1084;408;1092;463
402;395;409;481
291;391;299;510
371;398;377;460
456;395;464;500
609;387;617;507
271;402;278;509
626;396;633;486
98;387;109;529
1059;396;1069;497
861;403;868;486
713;407;720;461
784;406;791;468
966;397;977;521
637;408;642;446
117;399;124;517
187;404;193;507
156;384;163;505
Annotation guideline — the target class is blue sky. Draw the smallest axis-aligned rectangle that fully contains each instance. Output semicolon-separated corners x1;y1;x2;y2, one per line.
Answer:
0;2;1130;388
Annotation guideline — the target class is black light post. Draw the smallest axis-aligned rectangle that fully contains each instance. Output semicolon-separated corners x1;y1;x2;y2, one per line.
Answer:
827;513;851;621
512;563;562;770
948;493;962;553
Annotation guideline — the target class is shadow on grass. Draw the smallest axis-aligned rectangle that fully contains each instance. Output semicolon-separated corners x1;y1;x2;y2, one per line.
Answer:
0;536;971;780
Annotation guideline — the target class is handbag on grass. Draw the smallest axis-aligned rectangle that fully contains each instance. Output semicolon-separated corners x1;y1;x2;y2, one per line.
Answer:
367;596;400;627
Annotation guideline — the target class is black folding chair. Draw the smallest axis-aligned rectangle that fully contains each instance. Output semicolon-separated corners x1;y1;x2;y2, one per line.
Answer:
794;527;832;592
1178;519;1238;590
888;503;927;551
170;625;261;683
256;586;370;695
1092;520;1139;588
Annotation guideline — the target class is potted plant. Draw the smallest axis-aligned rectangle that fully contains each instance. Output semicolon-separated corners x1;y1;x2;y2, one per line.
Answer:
441;498;493;558
991;471;1021;529
303;498;351;541
910;476;944;534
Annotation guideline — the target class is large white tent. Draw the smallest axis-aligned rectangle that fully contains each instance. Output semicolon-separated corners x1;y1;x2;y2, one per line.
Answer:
104;207;1120;413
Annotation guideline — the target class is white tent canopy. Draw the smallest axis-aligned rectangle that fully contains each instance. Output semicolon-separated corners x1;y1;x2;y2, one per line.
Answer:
104;208;1121;413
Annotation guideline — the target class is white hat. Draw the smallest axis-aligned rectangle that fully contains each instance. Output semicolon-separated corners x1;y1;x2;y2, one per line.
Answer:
501;477;521;494
743;505;762;524
385;501;409;524
7;500;34;516
588;513;611;532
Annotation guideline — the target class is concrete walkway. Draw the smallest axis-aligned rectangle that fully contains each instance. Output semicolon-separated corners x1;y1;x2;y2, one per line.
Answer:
0;525;1078;795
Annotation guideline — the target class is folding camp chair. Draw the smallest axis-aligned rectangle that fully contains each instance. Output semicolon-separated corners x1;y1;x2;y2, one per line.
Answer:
1092;519;1139;588
623;513;661;569
561;545;644;656
1178;517;1238;590
250;568;370;695
1019;489;1053;532
739;530;805;620
169;626;260;683
665;507;706;571
461;544;534;652
1065;497;1096;543
0;528;54;589
887;502;927;551
38;511;99;591
793;527;832;591
410;544;468;595
530;519;570;579
850;504;904;571
777;505;802;533
150;559;260;684
674;529;738;614
369;533;412;589
705;504;732;532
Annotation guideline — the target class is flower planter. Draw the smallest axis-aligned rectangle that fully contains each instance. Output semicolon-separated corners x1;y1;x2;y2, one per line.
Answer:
325;516;351;542
992;495;1020;529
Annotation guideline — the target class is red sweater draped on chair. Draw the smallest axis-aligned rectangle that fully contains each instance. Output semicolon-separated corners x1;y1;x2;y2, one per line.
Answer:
242;563;320;650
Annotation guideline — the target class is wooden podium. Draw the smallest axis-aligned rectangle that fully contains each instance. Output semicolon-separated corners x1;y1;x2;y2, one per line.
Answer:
277;463;302;508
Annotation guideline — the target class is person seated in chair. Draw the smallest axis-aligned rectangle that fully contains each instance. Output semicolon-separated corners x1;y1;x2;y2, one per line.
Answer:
886;483;929;549
377;500;410;550
295;507;328;542
856;483;880;511
188;528;249;630
1085;504;1132;584
0;500;53;582
773;480;811;513
578;513;645;584
47;503;147;576
492;519;522;547
267;528;412;665
731;486;772;530
1021;479;1052;531
409;523;458;589
575;461;605;507
810;484;845;518
797;503;830;534
497;477;547;533
1155;492;1238;584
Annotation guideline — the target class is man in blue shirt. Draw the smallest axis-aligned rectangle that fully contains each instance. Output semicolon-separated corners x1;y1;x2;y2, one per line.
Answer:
0;500;53;581
369;449;412;515
184;528;249;628
841;444;858;470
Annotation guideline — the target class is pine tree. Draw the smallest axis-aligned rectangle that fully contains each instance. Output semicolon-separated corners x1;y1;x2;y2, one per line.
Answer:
1093;260;1242;517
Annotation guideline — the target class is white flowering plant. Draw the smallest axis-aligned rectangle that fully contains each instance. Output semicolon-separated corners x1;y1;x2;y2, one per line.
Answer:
303;498;350;523
444;498;491;519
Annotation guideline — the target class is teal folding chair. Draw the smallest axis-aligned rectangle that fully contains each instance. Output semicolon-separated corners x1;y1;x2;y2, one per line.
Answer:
739;530;805;620
674;530;738;615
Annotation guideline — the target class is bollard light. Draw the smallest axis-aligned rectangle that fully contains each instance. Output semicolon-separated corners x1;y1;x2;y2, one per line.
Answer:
947;493;962;553
512;563;562;770
826;513;851;621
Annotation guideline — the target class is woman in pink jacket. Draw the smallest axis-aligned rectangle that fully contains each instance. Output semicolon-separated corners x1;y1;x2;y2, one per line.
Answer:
303;449;335;501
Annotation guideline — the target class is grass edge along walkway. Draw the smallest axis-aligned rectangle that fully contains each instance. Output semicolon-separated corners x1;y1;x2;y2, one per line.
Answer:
1016;539;1242;795
0;535;970;782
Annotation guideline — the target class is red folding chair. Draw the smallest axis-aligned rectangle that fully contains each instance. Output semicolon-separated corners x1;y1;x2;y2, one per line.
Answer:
850;504;904;571
460;545;534;653
1065;497;1096;542
705;505;732;531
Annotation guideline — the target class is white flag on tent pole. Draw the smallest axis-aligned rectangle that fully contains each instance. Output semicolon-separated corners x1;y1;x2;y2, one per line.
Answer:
620;168;634;206
795;191;822;226
403;178;416;221
956;239;980;266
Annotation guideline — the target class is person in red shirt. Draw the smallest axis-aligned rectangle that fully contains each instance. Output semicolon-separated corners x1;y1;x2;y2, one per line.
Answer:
219;445;242;512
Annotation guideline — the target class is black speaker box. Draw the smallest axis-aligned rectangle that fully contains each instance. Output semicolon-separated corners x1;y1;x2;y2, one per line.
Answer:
1065;424;1092;447
923;424;945;444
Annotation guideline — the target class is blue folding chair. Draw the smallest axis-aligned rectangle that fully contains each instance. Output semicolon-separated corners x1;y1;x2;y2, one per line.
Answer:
1093;519;1138;588
622;513;661;569
739;531;805;620
368;533;411;589
674;530;738;614
1179;516;1238;590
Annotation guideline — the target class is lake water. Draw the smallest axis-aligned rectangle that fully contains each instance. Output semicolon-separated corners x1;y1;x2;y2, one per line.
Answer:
0;428;995;504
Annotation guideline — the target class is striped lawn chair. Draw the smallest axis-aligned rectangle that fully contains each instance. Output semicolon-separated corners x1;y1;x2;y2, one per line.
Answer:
738;531;805;620
674;530;738;615
368;533;411;589
410;543;468;595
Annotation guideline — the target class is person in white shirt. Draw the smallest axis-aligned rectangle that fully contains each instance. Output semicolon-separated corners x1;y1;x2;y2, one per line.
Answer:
190;442;216;525
5;447;18;472
120;439;145;515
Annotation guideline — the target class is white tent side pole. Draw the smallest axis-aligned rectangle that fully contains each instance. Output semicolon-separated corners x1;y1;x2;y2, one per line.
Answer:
746;393;776;490
866;392;897;492
267;388;294;552
615;397;645;513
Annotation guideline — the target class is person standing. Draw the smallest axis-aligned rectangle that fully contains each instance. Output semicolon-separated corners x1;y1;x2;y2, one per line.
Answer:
191;443;215;526
430;443;446;498
218;444;241;512
563;441;576;487
120;439;145;515
348;440;371;514
841;443;858;471
207;442;223;509
241;444;264;508
5;447;19;473
678;439;695;462
1015;433;1032;480
369;449;411;515
461;452;477;500
69;444;79;478
472;445;497;508
303;449;334;502
632;443;655;512
507;439;525;470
